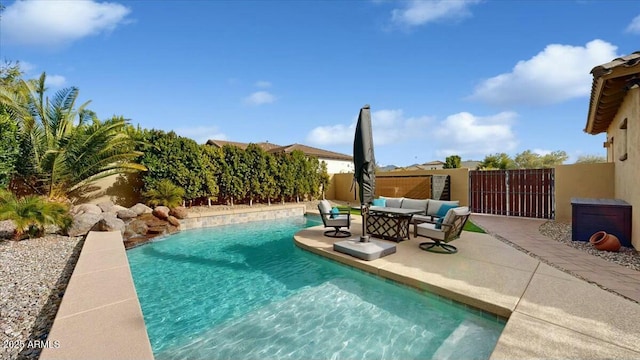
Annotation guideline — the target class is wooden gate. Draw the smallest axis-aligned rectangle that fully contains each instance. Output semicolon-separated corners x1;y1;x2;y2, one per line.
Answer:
469;169;555;219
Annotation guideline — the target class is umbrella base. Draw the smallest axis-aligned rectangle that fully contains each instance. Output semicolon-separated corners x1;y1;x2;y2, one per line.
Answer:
333;238;396;261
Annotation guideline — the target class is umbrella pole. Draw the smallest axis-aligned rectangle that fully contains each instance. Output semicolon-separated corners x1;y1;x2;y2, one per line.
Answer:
360;204;370;242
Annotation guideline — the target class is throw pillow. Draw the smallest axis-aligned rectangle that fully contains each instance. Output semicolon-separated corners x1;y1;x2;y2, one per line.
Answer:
372;198;386;207
436;203;458;218
435;217;444;230
330;207;340;219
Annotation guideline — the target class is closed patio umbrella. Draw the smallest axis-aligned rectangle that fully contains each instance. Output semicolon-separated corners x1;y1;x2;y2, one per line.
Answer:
353;104;376;242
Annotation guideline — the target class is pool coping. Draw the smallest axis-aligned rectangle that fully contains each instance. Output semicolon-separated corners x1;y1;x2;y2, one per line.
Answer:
40;231;154;360
297;211;640;359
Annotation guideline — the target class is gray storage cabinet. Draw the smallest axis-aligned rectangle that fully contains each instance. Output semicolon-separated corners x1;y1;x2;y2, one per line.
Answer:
571;198;632;248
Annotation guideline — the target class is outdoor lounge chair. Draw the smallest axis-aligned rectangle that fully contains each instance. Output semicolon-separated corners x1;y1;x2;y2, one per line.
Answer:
317;200;351;238
413;206;470;254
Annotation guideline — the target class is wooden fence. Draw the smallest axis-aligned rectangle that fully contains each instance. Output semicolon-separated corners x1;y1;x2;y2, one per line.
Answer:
469;169;555;219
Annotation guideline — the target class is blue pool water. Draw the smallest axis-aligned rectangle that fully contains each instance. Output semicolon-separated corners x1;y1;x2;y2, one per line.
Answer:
127;215;504;360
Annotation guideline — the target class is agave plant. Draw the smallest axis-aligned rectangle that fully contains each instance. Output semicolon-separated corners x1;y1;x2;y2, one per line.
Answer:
0;189;71;240
143;179;185;208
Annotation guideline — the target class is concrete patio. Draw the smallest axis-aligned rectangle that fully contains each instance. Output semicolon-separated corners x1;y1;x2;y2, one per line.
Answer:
295;212;640;359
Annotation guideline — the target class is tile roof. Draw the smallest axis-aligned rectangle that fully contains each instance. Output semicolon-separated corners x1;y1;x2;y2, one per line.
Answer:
585;52;640;134
205;139;282;151
205;140;352;161
268;143;352;161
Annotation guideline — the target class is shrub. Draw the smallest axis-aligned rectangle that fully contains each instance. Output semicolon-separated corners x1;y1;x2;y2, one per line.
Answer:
143;179;185;208
0;189;71;240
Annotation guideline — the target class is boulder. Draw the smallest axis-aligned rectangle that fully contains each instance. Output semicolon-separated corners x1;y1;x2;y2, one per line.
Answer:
117;209;138;220
169;206;188;219
72;203;102;216
130;203;152;215
68;213;102;237
110;205;128;214
97;200;115;213
167;215;181;227
89;216;125;235
125;219;149;236
153;206;170;220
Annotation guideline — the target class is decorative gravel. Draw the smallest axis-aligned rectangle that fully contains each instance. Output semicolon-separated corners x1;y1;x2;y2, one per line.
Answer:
0;220;82;360
539;221;640;271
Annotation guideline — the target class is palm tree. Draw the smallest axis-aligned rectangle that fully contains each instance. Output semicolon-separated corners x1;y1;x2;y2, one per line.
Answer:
0;72;146;199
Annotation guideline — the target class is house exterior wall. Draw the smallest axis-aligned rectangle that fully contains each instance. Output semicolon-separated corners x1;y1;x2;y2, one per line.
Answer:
321;159;354;174
554;163;615;223
606;86;640;248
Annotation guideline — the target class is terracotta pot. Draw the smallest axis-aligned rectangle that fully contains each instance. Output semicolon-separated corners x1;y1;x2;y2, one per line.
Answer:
589;231;621;252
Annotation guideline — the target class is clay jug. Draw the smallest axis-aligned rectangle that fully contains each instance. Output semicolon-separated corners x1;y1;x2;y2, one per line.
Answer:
589;231;621;252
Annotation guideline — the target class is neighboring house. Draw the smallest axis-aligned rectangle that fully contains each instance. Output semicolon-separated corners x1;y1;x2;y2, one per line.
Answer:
206;140;354;174
396;161;445;171
460;160;481;169
585;51;640;248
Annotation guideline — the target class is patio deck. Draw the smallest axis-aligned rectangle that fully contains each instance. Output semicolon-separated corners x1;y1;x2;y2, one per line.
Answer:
295;212;640;359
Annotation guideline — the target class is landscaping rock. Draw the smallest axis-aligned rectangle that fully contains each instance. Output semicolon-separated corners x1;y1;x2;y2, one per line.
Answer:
130;203;152;215
153;206;170;220
170;206;188;219
96;200;115;213
117;209;138;220
125;219;148;236
72;203;102;215
167;215;180;227
67;213;102;237
110;204;128;214
89;215;125;235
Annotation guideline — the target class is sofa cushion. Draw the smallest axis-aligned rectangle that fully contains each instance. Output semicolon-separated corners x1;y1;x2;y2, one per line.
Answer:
427;200;460;217
372;198;386;207
380;196;403;208
400;198;428;215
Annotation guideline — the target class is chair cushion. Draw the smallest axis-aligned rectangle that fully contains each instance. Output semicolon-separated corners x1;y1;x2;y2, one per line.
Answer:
427;200;460;216
318;200;331;215
436;203;459;218
325;215;349;227
330;207;339;219
380;196;403;208
372;198;386;207
416;222;445;240
400;198;428;215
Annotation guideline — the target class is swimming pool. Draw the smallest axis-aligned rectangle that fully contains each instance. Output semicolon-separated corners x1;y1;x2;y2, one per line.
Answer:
127;215;504;359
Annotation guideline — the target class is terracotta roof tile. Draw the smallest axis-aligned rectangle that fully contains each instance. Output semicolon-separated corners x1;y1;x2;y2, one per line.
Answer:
585;52;640;134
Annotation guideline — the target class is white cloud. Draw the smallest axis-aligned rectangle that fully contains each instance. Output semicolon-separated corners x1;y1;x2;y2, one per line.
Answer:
46;74;67;87
255;81;272;88
174;126;227;144
532;148;552;156
434;111;518;157
626;14;640;34
1;0;131;47
469;39;619;106
391;0;482;27
306;109;432;146
244;91;277;106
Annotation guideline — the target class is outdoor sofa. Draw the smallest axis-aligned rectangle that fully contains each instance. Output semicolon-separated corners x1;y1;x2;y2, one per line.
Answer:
372;196;460;224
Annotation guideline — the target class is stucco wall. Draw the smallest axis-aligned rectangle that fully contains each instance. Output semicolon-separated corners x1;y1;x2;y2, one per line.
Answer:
554;163;615;223
607;86;640;248
70;173;143;207
320;159;354;174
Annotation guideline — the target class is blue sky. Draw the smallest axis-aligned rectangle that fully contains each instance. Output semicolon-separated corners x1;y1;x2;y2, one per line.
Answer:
1;0;639;166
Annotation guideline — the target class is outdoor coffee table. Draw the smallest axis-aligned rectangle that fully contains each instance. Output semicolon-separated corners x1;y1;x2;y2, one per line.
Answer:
366;206;423;242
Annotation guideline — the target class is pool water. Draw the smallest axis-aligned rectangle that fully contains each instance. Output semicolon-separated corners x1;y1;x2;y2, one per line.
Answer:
127;215;504;360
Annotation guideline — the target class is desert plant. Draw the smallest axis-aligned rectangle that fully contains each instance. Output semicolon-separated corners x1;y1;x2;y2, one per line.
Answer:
142;179;185;208
0;189;71;239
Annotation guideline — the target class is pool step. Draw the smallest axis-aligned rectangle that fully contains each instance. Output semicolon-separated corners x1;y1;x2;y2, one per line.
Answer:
432;320;493;360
